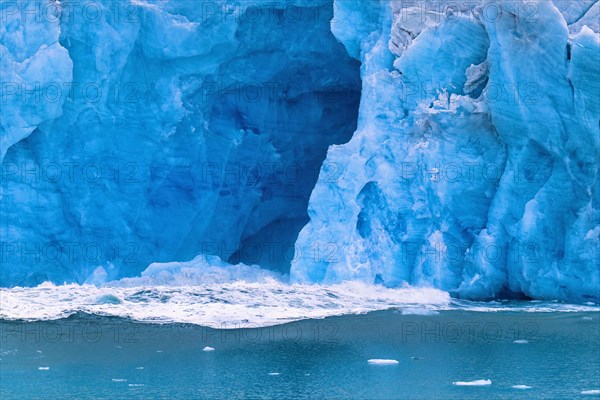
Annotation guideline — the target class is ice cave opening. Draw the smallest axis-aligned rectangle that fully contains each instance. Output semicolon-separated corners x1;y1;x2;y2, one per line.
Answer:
0;1;361;286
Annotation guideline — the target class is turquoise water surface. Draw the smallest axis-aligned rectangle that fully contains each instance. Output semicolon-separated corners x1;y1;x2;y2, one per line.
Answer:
1;309;599;399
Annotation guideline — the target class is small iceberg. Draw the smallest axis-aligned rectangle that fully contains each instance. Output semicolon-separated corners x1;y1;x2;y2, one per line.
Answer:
367;359;399;365
202;346;215;352
38;367;50;371
513;340;529;344
452;379;491;386
581;390;600;395
96;294;122;305
512;385;532;389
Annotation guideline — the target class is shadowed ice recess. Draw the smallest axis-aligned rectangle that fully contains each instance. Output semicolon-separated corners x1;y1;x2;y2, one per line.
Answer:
1;0;599;303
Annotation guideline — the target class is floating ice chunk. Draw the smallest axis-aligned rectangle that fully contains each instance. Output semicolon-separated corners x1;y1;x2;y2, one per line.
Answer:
202;346;215;352
452;379;491;386
37;367;50;371
581;390;600;395
96;293;122;304
401;307;438;316
512;385;532;389
367;359;399;365
513;340;529;344
268;372;280;376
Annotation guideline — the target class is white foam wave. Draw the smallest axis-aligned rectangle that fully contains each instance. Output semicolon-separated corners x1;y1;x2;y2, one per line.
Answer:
0;280;450;327
1;255;597;326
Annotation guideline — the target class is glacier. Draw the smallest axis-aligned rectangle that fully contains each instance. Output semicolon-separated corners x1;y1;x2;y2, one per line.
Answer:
1;0;599;303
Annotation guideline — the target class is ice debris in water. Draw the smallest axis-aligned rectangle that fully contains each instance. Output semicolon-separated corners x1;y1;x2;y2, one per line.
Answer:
452;379;492;386
368;359;399;365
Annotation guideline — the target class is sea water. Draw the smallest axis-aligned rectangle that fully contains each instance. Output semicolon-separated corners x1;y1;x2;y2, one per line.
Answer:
1;308;599;399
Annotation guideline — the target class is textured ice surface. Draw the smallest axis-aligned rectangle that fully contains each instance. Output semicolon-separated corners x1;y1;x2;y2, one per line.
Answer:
291;0;600;302
0;1;73;161
553;0;600;33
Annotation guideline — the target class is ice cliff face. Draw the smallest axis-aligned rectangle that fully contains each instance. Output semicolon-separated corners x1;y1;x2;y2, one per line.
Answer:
291;0;600;302
1;0;361;284
0;1;72;162
1;0;598;302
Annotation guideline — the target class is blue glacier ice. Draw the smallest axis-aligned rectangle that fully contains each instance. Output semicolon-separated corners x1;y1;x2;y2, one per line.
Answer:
0;0;361;284
1;0;599;302
291;0;600;302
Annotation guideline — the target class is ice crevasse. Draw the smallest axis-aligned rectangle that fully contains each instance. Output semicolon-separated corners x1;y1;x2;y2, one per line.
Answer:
0;0;599;303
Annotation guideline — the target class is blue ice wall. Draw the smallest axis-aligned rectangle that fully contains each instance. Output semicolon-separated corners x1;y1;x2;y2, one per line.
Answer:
291;0;600;302
1;0;599;302
0;0;361;285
